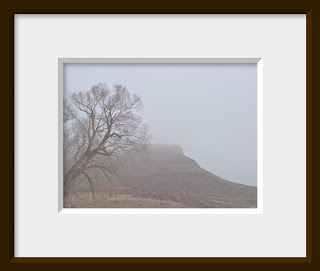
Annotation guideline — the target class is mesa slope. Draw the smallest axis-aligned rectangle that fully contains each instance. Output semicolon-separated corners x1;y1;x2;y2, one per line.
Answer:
68;145;257;208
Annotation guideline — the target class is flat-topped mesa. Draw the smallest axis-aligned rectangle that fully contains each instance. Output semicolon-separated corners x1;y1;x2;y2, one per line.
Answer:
148;144;183;154
144;144;200;169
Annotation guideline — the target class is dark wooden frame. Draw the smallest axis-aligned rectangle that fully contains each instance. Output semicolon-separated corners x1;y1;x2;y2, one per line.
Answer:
2;5;317;268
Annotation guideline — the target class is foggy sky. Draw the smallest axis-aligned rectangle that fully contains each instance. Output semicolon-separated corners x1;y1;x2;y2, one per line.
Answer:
64;63;257;186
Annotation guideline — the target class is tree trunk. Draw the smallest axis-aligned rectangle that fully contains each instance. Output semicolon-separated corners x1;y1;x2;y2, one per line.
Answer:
64;151;96;207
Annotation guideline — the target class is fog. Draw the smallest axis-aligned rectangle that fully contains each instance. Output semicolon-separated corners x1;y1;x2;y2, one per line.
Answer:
64;63;257;186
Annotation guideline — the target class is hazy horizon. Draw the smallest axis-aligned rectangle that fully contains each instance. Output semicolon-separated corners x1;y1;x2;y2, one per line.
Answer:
64;63;257;186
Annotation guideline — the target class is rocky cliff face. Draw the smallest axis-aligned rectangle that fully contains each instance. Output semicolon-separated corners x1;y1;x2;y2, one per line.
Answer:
72;145;257;208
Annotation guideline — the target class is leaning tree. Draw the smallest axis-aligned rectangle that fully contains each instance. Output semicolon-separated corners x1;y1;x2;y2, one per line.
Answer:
63;83;150;205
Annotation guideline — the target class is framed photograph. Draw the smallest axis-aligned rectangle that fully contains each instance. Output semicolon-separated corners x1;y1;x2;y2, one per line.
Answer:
4;7;315;267
59;58;261;213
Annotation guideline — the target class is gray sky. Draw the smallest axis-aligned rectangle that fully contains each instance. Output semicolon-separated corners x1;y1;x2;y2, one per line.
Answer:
64;63;257;186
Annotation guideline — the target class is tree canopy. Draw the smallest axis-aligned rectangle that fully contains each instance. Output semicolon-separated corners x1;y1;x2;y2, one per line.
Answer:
63;83;150;205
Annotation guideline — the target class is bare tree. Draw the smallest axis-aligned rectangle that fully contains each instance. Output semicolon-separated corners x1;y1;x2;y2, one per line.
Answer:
63;83;151;206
